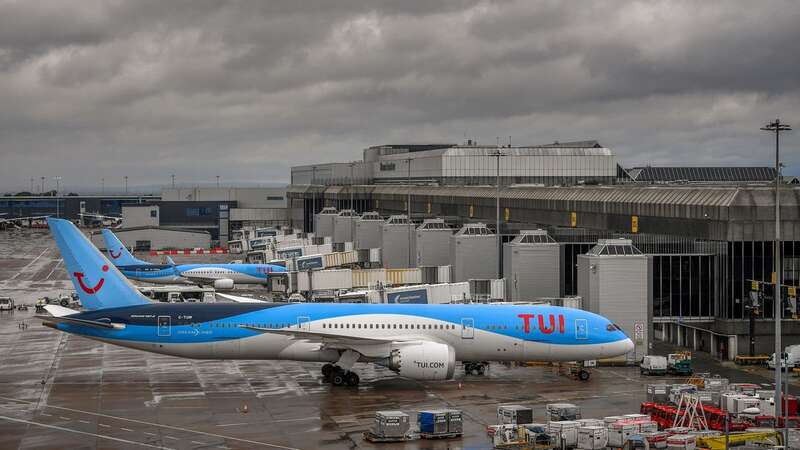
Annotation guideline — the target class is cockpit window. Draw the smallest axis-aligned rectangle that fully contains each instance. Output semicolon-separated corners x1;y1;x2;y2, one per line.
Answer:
607;323;622;332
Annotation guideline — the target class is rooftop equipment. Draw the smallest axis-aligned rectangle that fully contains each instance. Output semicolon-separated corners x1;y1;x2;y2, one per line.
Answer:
450;223;498;282
381;215;416;269
313;207;337;238
503;229;559;301
333;209;358;244
415;219;453;267
354;212;383;250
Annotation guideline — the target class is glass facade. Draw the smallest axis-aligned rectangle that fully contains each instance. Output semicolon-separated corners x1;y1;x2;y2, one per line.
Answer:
652;255;715;319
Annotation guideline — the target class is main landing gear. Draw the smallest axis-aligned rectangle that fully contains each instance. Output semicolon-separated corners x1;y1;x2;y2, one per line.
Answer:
464;361;488;376
322;363;360;387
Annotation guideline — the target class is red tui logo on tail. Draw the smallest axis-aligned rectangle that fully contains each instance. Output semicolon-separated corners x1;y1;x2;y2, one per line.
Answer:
108;247;123;259
73;265;109;294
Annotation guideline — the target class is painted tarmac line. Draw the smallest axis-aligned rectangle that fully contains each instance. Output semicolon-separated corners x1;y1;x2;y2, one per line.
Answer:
45;259;63;280
59;416;71;420
7;247;50;281
144;432;157;436
0;395;298;450
78;419;91;424
121;427;135;432
164;436;179;440
0;415;175;450
99;423;111;428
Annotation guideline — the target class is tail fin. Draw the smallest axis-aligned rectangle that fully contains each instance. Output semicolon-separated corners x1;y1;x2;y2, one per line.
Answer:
101;228;149;266
48;218;150;310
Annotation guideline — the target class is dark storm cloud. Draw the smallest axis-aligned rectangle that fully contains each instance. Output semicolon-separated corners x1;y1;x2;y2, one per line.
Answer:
1;0;799;192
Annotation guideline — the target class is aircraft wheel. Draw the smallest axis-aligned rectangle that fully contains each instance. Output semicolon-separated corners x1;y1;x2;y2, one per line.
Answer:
578;370;590;381
331;372;346;386
321;363;335;378
477;364;486;376
345;372;360;387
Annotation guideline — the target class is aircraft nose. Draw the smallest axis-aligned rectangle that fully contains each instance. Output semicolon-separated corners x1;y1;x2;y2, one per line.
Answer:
623;337;634;353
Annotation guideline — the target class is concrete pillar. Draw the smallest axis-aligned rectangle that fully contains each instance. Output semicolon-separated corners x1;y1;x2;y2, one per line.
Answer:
693;329;698;351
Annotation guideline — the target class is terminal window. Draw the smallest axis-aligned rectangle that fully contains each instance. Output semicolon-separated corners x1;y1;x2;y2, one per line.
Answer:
186;207;211;216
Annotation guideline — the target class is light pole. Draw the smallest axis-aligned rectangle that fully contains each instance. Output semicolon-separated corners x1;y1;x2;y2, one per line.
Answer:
491;148;506;279
40;177;45;194
407;157;412;268
53;176;62;217
216;175;220;188
124;176;128;194
101;177;105;194
761;118;791;436
349;163;355;243
30;178;33;193
171;174;175;189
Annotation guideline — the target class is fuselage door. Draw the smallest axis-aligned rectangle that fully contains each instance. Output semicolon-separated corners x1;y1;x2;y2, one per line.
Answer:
157;315;171;337
575;318;588;340
461;318;475;339
297;316;310;331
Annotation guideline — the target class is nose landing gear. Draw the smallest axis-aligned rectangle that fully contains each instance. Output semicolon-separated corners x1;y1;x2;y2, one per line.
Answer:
464;361;488;376
322;363;360;387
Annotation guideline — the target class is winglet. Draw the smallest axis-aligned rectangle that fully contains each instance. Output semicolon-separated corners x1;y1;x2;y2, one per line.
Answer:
48;218;151;311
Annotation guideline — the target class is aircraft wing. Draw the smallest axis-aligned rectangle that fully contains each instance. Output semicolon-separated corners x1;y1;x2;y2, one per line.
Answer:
238;325;427;357
216;293;266;303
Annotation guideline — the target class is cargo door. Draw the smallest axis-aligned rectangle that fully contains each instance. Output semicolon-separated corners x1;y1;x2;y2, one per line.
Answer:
575;318;588;340
461;318;474;339
297;316;310;331
157;315;171;337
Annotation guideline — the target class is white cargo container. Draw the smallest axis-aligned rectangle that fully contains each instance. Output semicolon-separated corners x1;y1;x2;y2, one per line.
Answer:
639;422;659;433
721;393;745;412
603;416;625;428
608;423;637;447
666;434;696;450
577;426;608;450
578;419;604;428
548;421;579;448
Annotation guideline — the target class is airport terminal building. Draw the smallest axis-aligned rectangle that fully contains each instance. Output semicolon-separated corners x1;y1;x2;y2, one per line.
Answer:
288;141;800;358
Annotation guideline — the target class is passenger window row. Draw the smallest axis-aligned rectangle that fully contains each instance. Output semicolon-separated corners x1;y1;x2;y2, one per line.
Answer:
322;323;455;330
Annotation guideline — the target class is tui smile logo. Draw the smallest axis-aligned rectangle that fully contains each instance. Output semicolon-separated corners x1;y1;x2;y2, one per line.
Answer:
108;247;123;259
73;265;109;294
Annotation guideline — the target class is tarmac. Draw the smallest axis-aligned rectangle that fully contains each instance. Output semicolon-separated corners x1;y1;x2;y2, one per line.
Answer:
0;228;794;449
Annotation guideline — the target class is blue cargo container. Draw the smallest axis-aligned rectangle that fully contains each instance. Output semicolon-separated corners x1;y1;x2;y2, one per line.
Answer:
418;410;449;434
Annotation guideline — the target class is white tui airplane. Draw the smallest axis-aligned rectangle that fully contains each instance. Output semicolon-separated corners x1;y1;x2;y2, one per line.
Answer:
39;218;634;386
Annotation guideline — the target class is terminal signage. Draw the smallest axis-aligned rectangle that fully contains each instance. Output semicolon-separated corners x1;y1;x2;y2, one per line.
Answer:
297;257;323;271
387;289;428;304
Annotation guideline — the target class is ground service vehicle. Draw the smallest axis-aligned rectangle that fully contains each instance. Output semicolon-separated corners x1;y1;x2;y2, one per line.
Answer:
640;356;667;376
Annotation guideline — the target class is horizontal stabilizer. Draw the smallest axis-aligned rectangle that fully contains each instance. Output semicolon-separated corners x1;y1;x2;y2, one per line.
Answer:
36;314;123;330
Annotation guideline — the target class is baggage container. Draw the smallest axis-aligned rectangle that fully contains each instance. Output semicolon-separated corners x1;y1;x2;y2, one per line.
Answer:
418;410;448;434
639;421;659;433
445;409;463;434
577;426;608;450
647;384;670;403
547;403;582;421
623;414;649;421
603;416;625;428
666;434;696;450
548;421;579;448
498;405;534;425
608;423;637;447
703;377;729;392
578;419;604;428
373;411;410;438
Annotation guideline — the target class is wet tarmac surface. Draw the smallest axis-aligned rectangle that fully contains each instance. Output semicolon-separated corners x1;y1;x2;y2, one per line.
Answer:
0;229;791;449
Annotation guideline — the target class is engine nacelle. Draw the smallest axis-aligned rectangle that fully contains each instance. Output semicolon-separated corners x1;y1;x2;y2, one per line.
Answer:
213;278;234;290
381;342;456;380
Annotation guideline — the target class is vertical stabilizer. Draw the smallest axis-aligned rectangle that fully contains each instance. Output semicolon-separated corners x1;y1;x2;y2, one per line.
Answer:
48;218;151;310
101;228;149;266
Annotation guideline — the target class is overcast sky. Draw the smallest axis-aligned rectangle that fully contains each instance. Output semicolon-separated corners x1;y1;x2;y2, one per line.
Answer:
1;0;799;193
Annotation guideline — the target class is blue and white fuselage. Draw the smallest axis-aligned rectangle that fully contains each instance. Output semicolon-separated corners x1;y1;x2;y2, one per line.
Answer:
101;229;286;287
42;218;634;384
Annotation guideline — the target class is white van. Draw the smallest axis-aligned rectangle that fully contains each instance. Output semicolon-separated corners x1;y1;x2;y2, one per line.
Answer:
0;297;14;311
640;355;668;375
768;345;800;370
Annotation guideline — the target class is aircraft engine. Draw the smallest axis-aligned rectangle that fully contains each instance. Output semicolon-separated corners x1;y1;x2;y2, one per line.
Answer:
213;278;234;290
380;342;456;380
